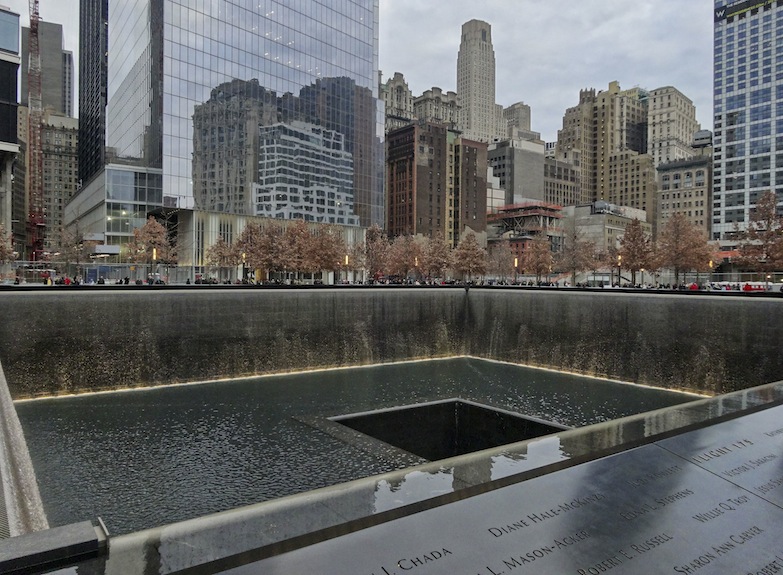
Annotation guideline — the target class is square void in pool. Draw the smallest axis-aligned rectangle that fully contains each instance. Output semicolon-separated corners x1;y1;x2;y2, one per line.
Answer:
331;398;570;461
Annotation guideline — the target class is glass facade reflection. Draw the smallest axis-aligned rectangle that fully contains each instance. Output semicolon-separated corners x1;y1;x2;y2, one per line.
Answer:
106;0;383;226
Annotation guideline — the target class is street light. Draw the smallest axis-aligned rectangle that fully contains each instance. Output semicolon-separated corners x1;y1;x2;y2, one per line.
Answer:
514;257;518;284
344;254;349;284
617;255;622;287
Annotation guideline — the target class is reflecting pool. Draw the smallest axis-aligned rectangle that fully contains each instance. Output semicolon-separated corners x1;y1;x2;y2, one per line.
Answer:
14;358;696;535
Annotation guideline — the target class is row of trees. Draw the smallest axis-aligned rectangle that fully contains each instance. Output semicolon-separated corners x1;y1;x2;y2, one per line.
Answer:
5;190;781;284
197;219;492;282
134;190;780;284
555;213;715;286
557;191;783;286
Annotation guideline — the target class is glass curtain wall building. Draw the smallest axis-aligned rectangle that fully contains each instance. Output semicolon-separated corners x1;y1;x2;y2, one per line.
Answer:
104;0;382;228
713;0;783;239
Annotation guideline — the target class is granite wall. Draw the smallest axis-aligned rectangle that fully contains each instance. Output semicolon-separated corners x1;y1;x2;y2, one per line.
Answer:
0;288;781;398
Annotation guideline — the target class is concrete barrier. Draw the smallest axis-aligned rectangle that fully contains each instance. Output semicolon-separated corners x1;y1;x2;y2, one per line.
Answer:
0;362;47;536
0;287;781;398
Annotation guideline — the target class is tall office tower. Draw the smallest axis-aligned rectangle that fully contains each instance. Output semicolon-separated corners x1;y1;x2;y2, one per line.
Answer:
17;107;79;252
70;1;383;250
78;0;108;188
21;21;74;116
0;6;19;245
556;82;649;207
380;72;414;134
713;0;783;240
456;19;504;143
647;86;700;169
62;49;73;117
386;121;487;246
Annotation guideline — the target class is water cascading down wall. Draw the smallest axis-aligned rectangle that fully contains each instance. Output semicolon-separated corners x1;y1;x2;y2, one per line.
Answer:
0;288;782;399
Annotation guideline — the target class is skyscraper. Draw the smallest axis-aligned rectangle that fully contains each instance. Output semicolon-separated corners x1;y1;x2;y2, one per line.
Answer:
71;0;383;252
386;121;487;246
456;19;504;143
78;0;108;188
712;0;783;240
647;86;700;168
0;6;19;245
21;21;74;117
556;82;649;206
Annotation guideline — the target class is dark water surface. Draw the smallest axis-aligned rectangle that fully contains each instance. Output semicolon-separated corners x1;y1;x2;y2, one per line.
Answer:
15;358;696;535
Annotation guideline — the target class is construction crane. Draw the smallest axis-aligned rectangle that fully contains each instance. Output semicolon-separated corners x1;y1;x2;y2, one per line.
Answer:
26;0;45;261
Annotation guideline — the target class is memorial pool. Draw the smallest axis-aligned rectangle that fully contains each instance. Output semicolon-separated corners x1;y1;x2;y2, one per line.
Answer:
14;357;696;535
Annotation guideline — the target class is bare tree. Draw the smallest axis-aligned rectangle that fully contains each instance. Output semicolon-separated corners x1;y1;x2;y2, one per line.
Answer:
735;191;783;277
557;217;596;286
487;241;515;283
453;232;487;282
618;219;652;285
421;235;452;281
521;237;553;284
657;213;713;286
57;222;97;275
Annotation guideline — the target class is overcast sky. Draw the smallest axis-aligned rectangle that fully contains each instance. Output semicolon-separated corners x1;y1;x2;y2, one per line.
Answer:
5;0;714;142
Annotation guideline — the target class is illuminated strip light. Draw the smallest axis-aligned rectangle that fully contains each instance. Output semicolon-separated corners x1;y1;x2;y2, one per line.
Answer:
715;0;775;22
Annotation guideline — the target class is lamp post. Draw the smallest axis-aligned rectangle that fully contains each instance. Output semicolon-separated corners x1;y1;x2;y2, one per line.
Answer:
344;254;349;284
617;255;622;287
242;252;246;283
513;257;518;285
709;260;714;287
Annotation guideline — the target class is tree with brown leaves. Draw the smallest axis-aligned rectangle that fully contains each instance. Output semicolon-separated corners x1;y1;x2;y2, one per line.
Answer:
618;218;652;285
421;235;453;281
557;217;596;286
282;219;316;279
312;225;347;282
127;216;176;265
204;235;239;282
386;234;422;280
453;232;487;282
0;224;15;264
521;237;553;284
734;191;783;277
657;213;713;286
364;224;388;281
